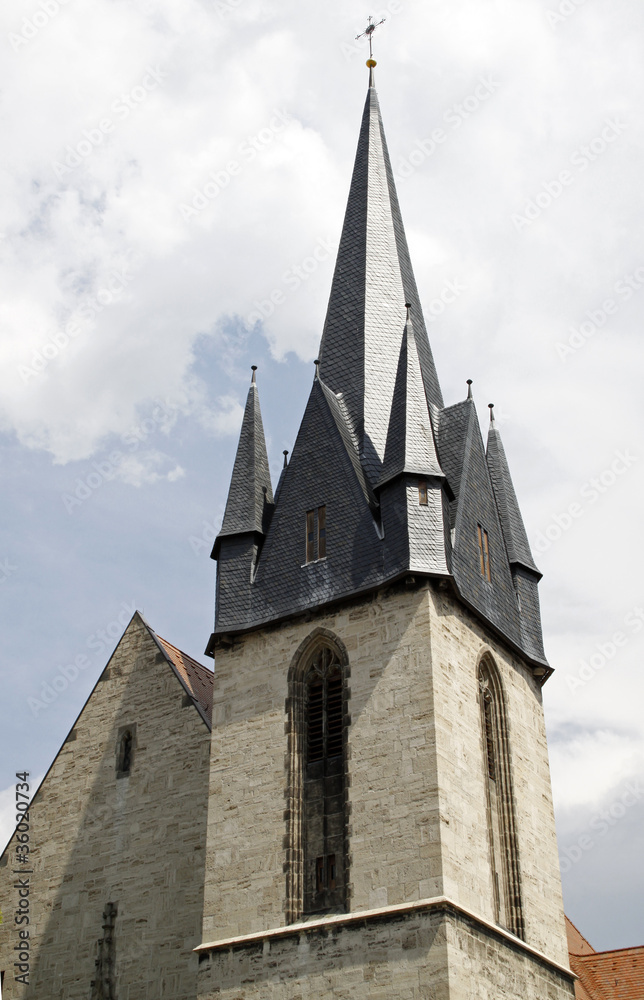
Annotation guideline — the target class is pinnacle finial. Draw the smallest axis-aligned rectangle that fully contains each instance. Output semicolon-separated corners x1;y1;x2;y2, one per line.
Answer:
466;379;473;399
488;403;495;424
251;365;257;383
405;302;412;322
282;449;289;468
314;359;320;380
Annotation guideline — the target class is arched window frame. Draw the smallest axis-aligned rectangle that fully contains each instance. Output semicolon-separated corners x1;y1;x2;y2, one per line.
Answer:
477;654;524;940
285;628;350;924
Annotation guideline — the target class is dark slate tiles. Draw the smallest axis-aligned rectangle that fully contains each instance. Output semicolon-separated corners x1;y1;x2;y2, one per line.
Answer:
217;380;273;543
486;420;539;573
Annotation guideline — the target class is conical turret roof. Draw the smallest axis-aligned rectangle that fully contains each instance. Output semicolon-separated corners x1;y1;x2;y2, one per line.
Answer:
486;411;539;574
217;370;273;545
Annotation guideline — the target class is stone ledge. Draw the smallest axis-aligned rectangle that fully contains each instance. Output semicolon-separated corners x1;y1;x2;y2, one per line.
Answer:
195;895;575;981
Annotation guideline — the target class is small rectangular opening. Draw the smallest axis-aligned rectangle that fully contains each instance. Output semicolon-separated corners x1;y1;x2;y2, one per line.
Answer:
477;524;491;581
418;480;428;505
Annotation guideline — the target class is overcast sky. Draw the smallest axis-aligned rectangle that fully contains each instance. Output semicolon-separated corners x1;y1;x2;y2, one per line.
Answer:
1;0;642;952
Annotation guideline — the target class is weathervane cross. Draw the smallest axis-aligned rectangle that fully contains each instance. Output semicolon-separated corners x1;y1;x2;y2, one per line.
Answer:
355;15;386;61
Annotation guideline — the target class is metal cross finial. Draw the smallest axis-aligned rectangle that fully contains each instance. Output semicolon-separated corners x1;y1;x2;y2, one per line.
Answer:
356;15;386;60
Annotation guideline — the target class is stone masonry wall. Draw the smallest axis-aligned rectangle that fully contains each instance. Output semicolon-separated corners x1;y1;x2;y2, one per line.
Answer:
202;584;443;944
202;577;571;992
196;907;574;1000
428;584;570;965
0;614;211;1000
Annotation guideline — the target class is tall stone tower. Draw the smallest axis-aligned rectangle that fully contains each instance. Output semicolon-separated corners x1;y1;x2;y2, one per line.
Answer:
196;65;575;1000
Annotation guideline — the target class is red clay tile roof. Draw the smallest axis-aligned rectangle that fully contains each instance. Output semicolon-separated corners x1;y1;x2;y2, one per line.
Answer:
567;916;644;1000
155;633;214;726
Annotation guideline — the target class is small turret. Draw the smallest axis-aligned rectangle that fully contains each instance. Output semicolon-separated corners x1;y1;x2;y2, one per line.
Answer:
211;368;273;637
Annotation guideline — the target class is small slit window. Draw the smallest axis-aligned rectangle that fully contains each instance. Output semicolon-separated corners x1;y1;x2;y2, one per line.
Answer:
477;524;491;581
305;506;327;563
418;480;428;505
116;726;136;777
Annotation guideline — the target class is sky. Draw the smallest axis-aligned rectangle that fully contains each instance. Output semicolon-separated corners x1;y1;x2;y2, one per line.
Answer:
1;0;643;953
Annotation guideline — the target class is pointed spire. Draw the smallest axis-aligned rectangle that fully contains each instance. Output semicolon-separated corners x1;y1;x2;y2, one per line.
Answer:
379;307;444;487
217;368;273;543
486;416;539;573
318;76;443;483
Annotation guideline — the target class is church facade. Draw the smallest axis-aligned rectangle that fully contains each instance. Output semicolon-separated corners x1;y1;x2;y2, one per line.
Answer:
0;66;581;998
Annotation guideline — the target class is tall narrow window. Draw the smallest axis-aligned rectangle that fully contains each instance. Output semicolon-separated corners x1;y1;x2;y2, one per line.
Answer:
305;506;327;563
418;480;428;505
116;726;135;778
286;633;348;922
477;524;491;581
478;658;524;939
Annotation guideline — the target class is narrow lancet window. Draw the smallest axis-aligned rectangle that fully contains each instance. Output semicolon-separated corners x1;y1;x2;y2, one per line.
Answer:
478;658;524;939
116;727;135;777
286;635;348;922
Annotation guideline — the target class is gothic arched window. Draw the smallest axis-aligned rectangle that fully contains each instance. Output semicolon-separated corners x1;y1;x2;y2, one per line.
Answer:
478;657;524;939
286;633;348;923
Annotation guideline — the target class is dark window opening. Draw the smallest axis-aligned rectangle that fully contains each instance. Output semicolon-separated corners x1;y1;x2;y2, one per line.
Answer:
305;506;327;563
477;524;491;581
303;646;346;916
479;663;523;940
116;726;136;777
418;480;428;505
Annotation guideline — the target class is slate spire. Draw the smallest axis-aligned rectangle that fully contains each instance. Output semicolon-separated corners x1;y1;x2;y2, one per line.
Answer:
318;71;443;482
380;306;444;487
485;407;539;574
216;368;273;548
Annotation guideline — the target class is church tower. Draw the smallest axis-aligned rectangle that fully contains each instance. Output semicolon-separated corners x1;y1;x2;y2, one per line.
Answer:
197;63;575;1000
